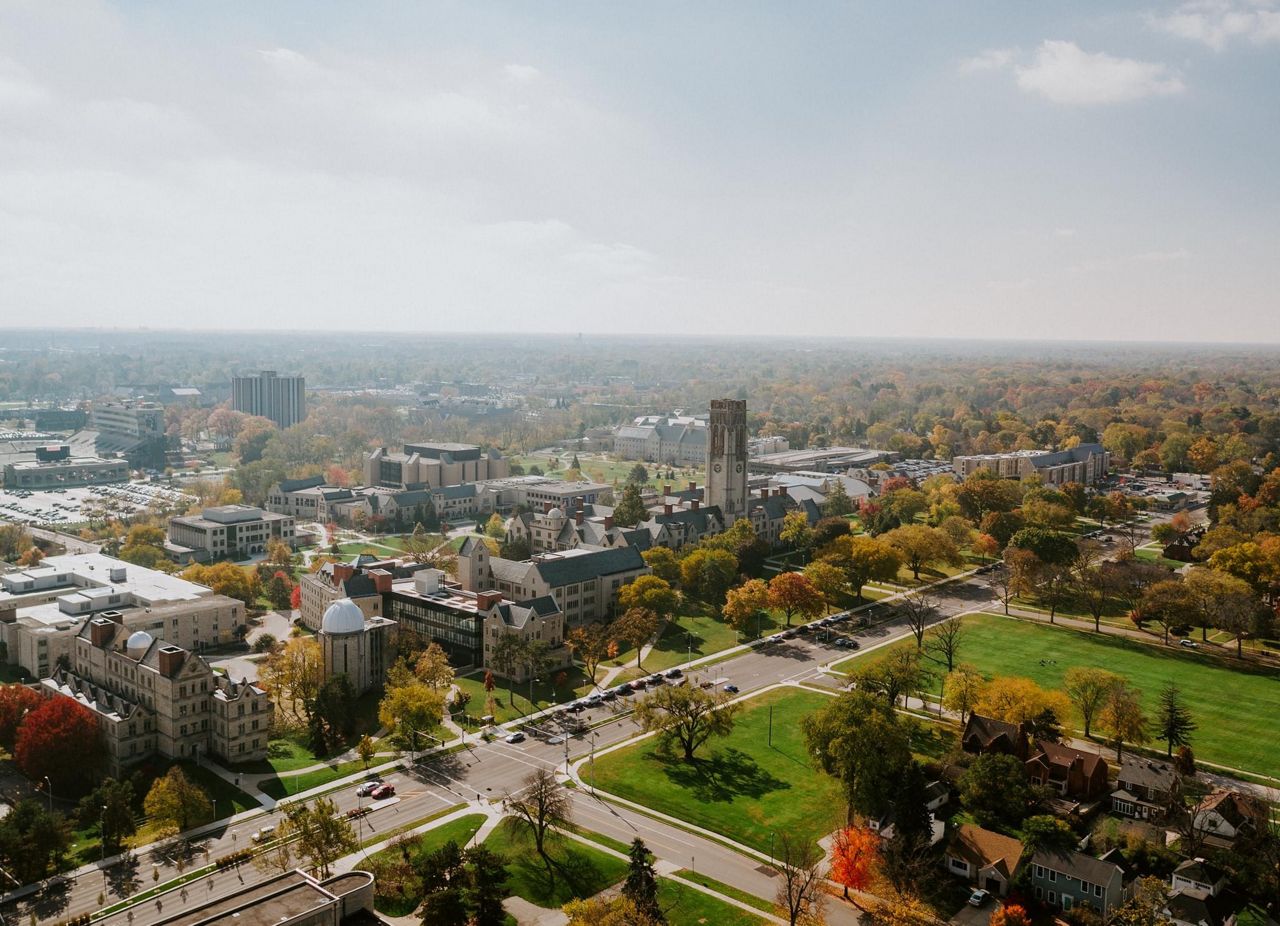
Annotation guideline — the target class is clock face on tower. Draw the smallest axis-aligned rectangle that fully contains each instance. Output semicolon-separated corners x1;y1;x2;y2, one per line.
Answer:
713;463;722;473
735;463;743;473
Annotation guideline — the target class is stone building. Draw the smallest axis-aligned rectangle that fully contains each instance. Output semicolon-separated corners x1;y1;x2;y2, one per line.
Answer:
167;504;296;563
317;598;396;695
953;445;1111;486
705;399;749;525
363;442;509;490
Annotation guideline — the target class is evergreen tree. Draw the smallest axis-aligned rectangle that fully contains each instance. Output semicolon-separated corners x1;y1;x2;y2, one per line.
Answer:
418;841;468;926
622;838;664;923
464;845;509;926
1156;681;1196;756
823;478;854;517
613;483;647;527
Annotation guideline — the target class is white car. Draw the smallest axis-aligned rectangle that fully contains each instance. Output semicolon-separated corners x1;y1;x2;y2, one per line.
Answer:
251;825;276;843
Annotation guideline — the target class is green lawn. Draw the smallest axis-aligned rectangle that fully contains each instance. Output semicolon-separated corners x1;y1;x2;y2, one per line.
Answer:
844;613;1280;777
604;607;747;677
591;687;845;854
368;813;488;916
672;871;775;915
258;756;380;800
1134;546;1190;570
484;819;630;908
455;666;597;724
659;877;768;926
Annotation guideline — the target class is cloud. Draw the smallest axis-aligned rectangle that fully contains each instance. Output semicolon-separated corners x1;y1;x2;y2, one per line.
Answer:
1017;41;1184;104
1151;1;1280;50
958;48;1015;73
503;63;542;82
0;57;49;109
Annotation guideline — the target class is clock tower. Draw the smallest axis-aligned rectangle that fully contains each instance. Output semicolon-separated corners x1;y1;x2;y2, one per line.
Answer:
706;399;749;524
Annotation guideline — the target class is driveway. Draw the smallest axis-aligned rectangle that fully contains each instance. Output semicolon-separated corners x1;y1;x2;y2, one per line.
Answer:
950;898;996;926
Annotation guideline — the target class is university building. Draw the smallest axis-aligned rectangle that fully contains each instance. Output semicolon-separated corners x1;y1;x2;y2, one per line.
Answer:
167;504;296;563
363;442;509;490
953;444;1111;486
232;370;307;429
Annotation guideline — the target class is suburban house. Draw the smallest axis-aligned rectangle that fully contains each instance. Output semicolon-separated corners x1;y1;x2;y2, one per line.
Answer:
1165;859;1241;926
1026;739;1109;801
1027;848;1126;915
943;824;1025;897
1192;790;1268;847
1112;756;1180;820
961;714;1028;759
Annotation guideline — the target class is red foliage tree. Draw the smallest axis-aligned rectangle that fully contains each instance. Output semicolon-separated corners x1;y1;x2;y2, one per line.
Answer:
0;684;43;749
290;584;302;610
991;904;1031;926
15;697;106;795
829;825;879;901
483;670;495;693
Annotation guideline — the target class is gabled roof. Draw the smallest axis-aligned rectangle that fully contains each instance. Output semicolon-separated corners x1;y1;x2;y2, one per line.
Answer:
532;546;647;587
948;824;1024;879
1197;790;1268;829
1032;739;1107;780
1117;756;1178;791
279;475;326;493
963;714;1022;749
1030;848;1123;886
457;536;486;557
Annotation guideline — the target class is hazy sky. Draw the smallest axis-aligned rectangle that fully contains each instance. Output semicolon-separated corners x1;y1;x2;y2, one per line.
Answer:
1;2;1278;341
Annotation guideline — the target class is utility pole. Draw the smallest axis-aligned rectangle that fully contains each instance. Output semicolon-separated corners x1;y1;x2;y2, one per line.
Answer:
768;705;773;747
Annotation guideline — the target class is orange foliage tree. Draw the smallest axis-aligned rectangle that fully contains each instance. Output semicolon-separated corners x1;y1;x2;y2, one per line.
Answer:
991;904;1031;926
829;825;879;901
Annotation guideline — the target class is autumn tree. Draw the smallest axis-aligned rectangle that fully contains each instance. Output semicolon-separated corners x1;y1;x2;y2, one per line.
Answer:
898;588;939;648
566;622;612;685
883;524;961;582
830;825;879;901
942;665;984;725
613;607;660;668
285;796;358;877
503;768;572;887
961;753;1032;828
975;676;1071;728
15;697;105;795
924;617;965;671
1134;579;1197;645
0;683;43;749
1064;666;1120;738
822;534;902;601
767;571;825;627
722;578;770;634
641;546;681;584
414;642;456;694
679;548;738;604
990;904;1031;926
773;833;826;926
633;684;739;761
1101;681;1150;760
144;766;214;835
259;635;324;723
803;559;846;613
616;575;680;620
803;690;914;822
378;675;445;752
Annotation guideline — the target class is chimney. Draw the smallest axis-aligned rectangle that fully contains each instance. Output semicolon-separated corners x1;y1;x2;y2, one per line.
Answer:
575;510;584;525
369;569;392;594
688;481;697;492
158;645;185;677
663;484;671;497
544;501;554;514
691;499;700;510
776;484;788;497
90;617;114;647
663;503;673;516
760;488;769;499
333;563;355;585
476;590;503;612
604;516;614;531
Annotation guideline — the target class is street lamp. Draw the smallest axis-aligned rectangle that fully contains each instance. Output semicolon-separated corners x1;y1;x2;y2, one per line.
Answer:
42;776;52;813
590;732;599;795
101;804;109;863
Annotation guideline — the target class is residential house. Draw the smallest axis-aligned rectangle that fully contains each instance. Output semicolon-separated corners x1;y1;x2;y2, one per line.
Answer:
943;824;1025;897
961;714;1029;760
1027;848;1126;915
1026;739;1109;801
1165;858;1241;926
1192;790;1268;847
1112;756;1179;820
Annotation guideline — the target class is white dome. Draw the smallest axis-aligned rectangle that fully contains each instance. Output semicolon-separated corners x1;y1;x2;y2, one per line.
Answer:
126;630;153;654
321;598;365;635
547;507;564;520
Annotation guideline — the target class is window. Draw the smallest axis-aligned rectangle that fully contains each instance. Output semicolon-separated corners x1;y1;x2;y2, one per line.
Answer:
1048;891;1056;906
949;858;968;872
1095;885;1103;898
1048;870;1057;883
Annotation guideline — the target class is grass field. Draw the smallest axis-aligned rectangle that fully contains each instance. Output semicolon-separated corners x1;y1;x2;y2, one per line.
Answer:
484;819;630;908
843;612;1280;776
659;877;768;926
591;687;844;853
368;813;488;916
455;666;597;723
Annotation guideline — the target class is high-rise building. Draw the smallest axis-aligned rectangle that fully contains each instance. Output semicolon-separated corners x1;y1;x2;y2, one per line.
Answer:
232;370;306;429
705;398;749;524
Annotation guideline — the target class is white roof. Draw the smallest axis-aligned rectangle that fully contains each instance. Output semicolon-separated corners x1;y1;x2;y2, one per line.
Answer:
321;598;365;635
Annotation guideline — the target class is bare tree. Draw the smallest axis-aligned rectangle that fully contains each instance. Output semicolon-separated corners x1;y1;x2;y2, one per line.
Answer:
773;833;826;926
923;618;965;672
986;565;1015;615
1113;519;1144;560
898;590;938;649
503;767;572;887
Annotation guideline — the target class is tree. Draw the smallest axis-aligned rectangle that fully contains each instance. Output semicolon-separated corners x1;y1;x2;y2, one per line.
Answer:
1020;814;1075;853
633;684;739;762
378;679;445;751
812;515;853;549
881;761;933;894
1064;667;1120;738
613;483;647;528
1033;563;1073;624
803;560;845;613
144;766;214;835
986;563;1017;615
464;844;509;926
566;622;612;685
975;675;1071;727
803;691;914;822
864;894;935;926
767;571;825;627
773;833;826;926
312;674;357;749
626;463;648;484
924;617;965;671
822;534;901;601
613;607;660;668
1155;682;1196;757
489;632;526;703
1135;579;1197;645
356;734;377;769
285;796;358;877
641;546;681;584
1185;567;1262;656
854;647;930;709
564;897;662;926
780;511;814;558
898;589;938;648
503;768;572;887
14;697;105;795
722;578;770;634
1110;876;1174;926
942;664;984;725
0;683;43;749
621;839;664;923
77;777;136;855
414;642;456;693
1006;527;1079;568
0;799;71;885
119;524;168;568
822;478;854;517
829;825;878;900
259;635;324;723
883;524;960;582
961;753;1032;828
616;575;679;620
1101;681;1150;760
679;548;738;605
418;840;469;926
180;561;258;606
990;904;1031;926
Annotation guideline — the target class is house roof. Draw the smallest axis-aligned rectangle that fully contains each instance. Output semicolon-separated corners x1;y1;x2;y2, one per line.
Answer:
278;475;326;493
963;714;1022;749
1197;790;1268;829
1032;739;1107;780
1117;756;1179;791
1030;848;1123;886
532;546;647;587
948;824;1024;879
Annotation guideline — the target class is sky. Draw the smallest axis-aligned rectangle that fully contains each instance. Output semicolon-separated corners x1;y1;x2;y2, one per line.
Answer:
0;1;1278;342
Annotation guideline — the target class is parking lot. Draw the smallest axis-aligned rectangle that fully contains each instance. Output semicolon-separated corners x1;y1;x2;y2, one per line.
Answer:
0;481;193;528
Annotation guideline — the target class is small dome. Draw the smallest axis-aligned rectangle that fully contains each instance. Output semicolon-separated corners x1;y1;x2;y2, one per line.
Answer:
321;598;365;635
126;630;153;654
547;507;564;520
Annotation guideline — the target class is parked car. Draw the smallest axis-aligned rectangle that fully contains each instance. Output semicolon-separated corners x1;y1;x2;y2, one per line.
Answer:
630;678;648;690
648;674;665;685
355;781;382;797
504;731;526;744
723;684;740;694
968;889;990;907
665;668;683;678
1179;639;1198;649
601;689;617;701
370;784;396;800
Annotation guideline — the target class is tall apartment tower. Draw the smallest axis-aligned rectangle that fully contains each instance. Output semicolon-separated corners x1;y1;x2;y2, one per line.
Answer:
232;370;307;429
705;399;749;524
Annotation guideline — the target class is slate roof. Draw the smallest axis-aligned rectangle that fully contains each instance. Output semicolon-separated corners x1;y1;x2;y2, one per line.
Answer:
494;595;561;630
1117;756;1178;792
532;546;646;587
1030;848;1123;886
279;475;326;493
963;714;1023;749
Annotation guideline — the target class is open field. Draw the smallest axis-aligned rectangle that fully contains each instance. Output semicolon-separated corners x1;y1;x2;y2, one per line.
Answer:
659;877;768;925
484;819;630;908
840;612;1280;776
591;687;844;854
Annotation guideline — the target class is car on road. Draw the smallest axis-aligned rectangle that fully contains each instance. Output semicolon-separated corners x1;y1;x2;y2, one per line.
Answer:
648;674;665;685
629;678;648;690
504;731;526;744
355;781;382;797
723;684;740;694
547;735;566;745
781;629;797;639
613;684;632;696
968;889;990;907
585;693;604;705
665;668;682;678
1179;639;1198;648
567;702;586;713
251;825;275;843
370;784;396;800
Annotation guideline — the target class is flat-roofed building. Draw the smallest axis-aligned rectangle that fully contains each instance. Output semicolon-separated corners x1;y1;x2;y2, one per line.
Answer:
363;441;509;490
232;370;307;429
750;446;895;474
3;453;128;489
953;445;1110;486
168;504;296;562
